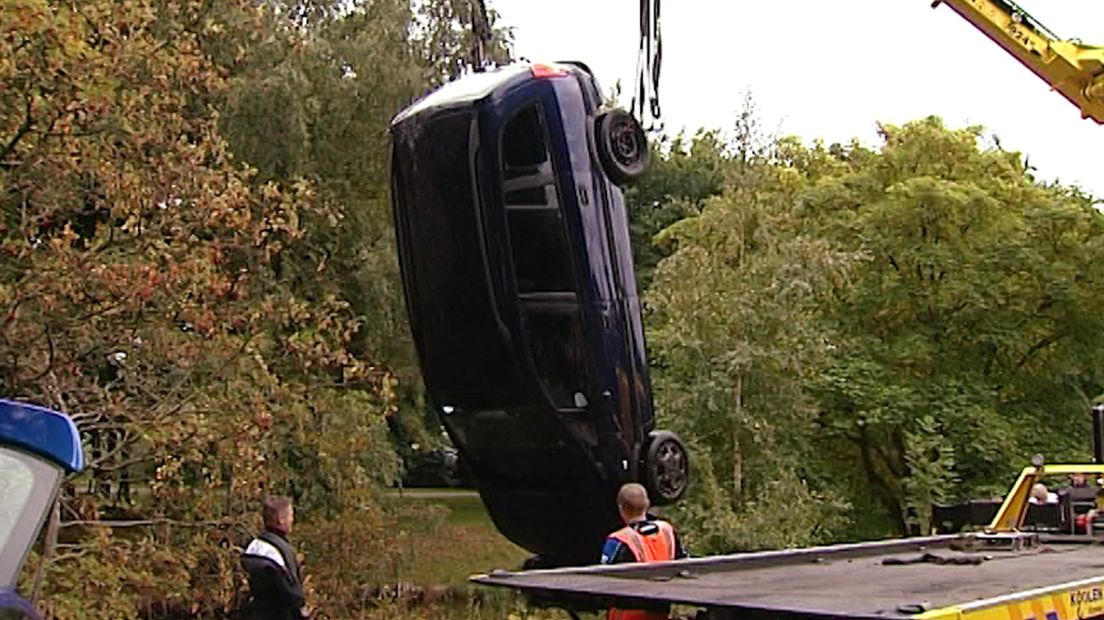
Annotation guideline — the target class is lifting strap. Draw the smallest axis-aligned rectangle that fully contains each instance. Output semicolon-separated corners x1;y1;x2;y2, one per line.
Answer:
632;0;663;130
470;0;492;71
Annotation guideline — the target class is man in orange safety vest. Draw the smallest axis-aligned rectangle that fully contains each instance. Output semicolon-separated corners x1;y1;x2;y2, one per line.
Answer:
600;483;688;620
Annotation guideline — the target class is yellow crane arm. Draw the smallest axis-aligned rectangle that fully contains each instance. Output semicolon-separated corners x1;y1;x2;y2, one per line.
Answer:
933;0;1104;124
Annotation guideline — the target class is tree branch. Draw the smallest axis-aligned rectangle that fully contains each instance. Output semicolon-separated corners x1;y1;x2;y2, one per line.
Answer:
1015;333;1062;370
25;325;56;383
0;97;33;163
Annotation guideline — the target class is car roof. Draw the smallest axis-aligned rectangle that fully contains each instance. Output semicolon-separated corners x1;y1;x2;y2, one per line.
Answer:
392;63;552;126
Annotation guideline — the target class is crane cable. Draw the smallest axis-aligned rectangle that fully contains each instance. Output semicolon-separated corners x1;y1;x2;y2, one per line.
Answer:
469;0;661;122
632;0;663;130
470;0;492;72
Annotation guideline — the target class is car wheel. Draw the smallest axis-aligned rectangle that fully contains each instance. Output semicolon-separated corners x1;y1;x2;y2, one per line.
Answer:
596;109;649;185
643;430;689;505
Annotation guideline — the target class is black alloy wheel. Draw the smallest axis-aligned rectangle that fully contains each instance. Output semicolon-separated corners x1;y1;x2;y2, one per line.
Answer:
643;430;689;505
596;109;650;185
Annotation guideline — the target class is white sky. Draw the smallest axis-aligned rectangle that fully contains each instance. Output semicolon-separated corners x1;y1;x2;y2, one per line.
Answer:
490;0;1103;198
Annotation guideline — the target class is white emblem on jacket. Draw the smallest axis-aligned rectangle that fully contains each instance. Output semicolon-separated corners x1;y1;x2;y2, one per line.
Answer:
244;538;288;572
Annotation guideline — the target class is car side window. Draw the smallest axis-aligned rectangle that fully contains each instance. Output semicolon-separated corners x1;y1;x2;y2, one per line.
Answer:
502;104;548;175
500;102;588;410
501;104;574;294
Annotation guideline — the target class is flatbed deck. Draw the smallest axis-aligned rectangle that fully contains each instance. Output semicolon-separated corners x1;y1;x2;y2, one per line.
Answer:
473;534;1104;620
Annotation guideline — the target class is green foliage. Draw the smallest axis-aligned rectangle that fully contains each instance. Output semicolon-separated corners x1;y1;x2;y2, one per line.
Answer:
625;129;731;290
0;1;432;618
902;415;957;534
646;125;858;551
414;0;514;83
645;111;1104;547
219;0;510;451
806;117;1104;527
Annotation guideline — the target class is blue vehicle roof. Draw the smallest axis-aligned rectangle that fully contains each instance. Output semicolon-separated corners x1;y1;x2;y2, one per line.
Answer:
0;399;83;472
392;62;568;126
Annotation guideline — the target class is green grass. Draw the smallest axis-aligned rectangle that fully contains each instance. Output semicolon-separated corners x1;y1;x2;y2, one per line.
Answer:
386;489;529;584
432;494;497;527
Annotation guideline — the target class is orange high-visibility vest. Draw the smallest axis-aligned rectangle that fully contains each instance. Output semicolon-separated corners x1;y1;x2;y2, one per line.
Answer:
607;520;677;620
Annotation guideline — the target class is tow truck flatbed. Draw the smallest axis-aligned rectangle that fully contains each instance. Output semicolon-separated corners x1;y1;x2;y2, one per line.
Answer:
474;532;1104;620
474;461;1104;620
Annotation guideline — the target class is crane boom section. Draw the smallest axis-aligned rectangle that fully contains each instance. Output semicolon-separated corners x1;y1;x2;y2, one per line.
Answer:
935;0;1104;124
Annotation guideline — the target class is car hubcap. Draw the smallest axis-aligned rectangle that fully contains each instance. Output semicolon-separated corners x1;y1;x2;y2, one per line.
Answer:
610;118;642;167
653;439;687;498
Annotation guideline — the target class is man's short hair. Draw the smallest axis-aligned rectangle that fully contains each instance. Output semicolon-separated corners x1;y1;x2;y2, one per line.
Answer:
262;495;293;527
616;483;650;515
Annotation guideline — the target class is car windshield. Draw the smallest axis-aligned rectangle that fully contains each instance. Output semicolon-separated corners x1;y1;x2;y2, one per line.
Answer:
0;447;61;588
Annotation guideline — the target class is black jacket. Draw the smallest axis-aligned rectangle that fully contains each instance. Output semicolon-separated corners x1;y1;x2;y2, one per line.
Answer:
240;529;305;620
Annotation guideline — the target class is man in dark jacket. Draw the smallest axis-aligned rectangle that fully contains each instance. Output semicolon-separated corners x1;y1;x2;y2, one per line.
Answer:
241;496;309;620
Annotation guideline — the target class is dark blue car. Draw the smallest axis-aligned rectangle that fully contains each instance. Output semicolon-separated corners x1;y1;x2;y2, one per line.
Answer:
390;62;689;565
0;400;84;620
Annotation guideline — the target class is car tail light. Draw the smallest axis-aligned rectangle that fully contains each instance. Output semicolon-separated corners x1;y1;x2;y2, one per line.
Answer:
531;64;569;79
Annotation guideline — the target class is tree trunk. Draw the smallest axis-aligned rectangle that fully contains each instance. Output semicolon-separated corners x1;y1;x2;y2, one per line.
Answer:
857;428;906;533
732;374;743;505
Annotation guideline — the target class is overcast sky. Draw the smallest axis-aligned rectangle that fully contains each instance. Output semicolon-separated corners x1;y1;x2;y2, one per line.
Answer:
489;1;1102;198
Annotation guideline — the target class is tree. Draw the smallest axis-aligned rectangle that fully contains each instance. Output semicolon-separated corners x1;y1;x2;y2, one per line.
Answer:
646;130;857;552
416;0;514;83
646;114;1104;547
804;117;1104;532
218;0;512;459
2;2;396;617
625;130;728;291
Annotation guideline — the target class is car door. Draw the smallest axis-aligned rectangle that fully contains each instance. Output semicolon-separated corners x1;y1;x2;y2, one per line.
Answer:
498;99;592;414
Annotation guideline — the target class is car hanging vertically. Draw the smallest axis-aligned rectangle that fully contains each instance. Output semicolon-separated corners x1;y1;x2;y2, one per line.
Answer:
389;61;689;565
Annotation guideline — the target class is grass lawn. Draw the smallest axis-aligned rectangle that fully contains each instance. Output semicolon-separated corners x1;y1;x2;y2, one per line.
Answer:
431;493;499;527
386;489;530;585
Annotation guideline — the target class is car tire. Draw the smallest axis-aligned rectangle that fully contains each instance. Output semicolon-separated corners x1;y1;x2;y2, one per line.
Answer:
643;430;689;505
595;109;650;186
